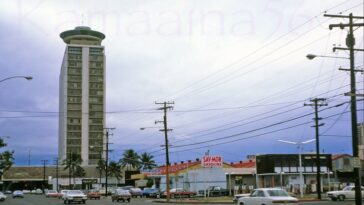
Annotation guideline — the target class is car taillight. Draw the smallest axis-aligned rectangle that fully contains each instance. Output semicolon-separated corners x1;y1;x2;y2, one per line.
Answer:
272;200;298;203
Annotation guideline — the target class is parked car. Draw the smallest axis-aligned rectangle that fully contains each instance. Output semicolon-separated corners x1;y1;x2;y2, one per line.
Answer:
0;192;7;201
237;188;298;205
162;188;196;198
62;190;87;204
87;190;101;200
45;190;59;198
142;188;160;198
4;190;12;194
34;189;43;194
129;188;143;198
12;190;24;198
198;186;229;197
327;185;364;201
111;189;131;202
22;190;31;194
59;190;69;199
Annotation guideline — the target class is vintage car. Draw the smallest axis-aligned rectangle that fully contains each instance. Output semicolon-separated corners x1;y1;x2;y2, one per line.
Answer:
327;186;364;201
45;190;59;198
162;188;196;198
111;189;131;202
62;190;87;204
87;190;101;200
237;188;298;205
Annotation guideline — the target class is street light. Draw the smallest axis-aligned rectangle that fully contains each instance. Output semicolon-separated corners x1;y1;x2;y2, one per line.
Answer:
278;139;316;198
306;54;349;60
0;75;33;83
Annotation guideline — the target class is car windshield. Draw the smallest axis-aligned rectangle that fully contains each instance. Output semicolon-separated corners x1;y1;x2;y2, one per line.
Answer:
267;190;289;197
343;186;353;191
68;190;83;194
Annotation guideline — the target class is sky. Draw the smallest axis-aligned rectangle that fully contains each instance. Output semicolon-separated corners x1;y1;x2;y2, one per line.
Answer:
0;0;363;166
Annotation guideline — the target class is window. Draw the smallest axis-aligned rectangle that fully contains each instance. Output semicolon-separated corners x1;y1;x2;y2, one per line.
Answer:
90;47;103;54
68;47;82;53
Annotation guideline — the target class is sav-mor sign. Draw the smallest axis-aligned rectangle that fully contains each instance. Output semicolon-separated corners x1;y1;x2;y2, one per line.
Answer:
202;155;223;167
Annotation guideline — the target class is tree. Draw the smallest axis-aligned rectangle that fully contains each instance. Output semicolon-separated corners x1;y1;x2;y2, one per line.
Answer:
139;152;157;170
62;153;84;189
119;149;140;170
0;138;14;176
108;161;123;184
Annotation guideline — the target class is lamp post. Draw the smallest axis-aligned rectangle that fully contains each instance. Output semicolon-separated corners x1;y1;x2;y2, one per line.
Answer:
0;76;32;83
278;139;316;198
306;54;349;60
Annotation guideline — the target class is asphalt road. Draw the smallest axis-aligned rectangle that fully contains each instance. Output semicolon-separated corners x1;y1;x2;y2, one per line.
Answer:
0;195;359;205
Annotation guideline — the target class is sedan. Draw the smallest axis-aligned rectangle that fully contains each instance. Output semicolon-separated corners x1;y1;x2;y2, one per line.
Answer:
45;190;59;198
0;192;7;201
12;190;24;198
237;188;298;205
162;188;196;198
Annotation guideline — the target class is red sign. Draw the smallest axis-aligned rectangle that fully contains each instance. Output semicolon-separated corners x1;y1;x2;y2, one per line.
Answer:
202;155;222;167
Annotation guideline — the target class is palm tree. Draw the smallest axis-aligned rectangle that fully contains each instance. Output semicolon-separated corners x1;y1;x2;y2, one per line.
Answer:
108;161;123;184
119;149;140;170
139;152;157;170
62;153;83;189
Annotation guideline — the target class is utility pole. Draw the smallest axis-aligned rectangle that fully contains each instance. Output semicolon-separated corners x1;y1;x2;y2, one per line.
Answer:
104;127;114;197
155;101;174;202
54;158;59;192
324;13;364;205
68;152;72;190
41;160;48;193
304;98;327;199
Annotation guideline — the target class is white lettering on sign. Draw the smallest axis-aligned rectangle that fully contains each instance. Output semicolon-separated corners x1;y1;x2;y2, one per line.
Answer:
202;155;223;167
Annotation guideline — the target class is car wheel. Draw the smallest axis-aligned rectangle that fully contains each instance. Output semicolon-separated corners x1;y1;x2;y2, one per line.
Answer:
240;202;245;205
331;198;337;201
64;200;67;204
83;200;86;204
338;195;345;201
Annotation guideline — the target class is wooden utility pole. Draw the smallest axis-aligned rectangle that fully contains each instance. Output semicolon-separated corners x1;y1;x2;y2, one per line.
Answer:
324;13;364;205
104;127;115;197
304;98;327;199
155;101;174;202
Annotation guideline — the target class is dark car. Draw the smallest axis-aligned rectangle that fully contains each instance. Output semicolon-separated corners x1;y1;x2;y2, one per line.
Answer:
111;189;131;202
142;188;160;198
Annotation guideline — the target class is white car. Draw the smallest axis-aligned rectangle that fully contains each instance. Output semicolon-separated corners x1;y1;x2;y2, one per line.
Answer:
62;190;87;204
237;188;298;205
233;193;250;202
0;192;7;201
327;185;364;201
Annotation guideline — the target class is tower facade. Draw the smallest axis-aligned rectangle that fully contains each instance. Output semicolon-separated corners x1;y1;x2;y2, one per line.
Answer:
59;26;106;166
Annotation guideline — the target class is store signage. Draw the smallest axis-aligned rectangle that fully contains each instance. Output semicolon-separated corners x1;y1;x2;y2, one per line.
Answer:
202;155;222;167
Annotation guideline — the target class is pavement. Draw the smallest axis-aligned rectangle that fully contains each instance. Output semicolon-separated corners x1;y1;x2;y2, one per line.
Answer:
153;195;326;204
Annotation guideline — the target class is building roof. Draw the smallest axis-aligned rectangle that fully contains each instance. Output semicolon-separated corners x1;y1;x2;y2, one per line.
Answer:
230;160;256;168
60;26;105;43
332;153;352;160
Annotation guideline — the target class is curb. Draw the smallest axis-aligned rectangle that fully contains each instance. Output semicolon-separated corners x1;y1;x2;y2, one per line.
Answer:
153;200;234;204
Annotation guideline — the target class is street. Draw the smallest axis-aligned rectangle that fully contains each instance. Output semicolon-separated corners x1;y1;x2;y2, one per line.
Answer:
0;195;359;205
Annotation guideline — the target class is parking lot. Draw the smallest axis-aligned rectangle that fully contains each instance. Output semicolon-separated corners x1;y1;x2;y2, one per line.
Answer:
0;194;359;205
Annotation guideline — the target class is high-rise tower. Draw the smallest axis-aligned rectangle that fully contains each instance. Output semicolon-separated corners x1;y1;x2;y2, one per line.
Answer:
59;26;106;166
